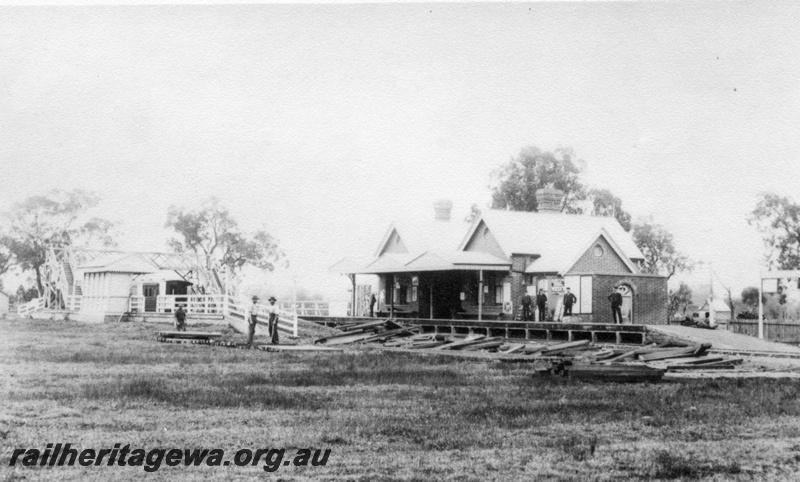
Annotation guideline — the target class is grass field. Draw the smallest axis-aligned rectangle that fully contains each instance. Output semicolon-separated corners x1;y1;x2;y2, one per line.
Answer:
2;319;800;481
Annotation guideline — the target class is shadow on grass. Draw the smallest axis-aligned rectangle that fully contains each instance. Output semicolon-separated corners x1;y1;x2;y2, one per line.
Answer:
643;449;741;479
74;376;329;410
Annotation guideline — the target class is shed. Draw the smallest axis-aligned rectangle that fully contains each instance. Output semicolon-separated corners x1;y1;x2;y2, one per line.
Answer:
0;291;9;318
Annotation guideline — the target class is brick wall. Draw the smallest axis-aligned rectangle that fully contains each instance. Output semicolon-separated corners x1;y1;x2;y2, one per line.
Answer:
509;271;526;320
591;275;668;325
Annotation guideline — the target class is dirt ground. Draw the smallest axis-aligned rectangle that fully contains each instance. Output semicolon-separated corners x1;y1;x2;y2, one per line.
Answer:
3;318;800;481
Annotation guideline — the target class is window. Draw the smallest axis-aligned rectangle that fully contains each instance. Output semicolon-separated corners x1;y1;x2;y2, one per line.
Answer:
494;282;503;304
393;278;412;305
593;244;604;257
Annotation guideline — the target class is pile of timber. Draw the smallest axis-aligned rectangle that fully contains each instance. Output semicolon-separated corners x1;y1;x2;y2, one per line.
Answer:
156;331;223;345
594;342;743;370
315;324;599;360
155;331;340;351
314;319;421;347
535;341;744;382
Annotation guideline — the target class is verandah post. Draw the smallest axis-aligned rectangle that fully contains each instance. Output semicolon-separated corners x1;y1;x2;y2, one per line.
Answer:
478;270;483;321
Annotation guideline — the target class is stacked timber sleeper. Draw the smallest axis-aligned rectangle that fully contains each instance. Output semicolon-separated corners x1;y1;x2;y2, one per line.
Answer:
156;322;743;380
155;331;343;351
313;321;606;359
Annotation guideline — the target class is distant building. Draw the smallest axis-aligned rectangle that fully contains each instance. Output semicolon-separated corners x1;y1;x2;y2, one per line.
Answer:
697;298;732;323
29;247;225;322
333;190;668;324
0;290;9;318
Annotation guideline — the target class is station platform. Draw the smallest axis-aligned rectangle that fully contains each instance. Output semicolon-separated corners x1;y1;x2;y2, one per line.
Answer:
300;316;650;345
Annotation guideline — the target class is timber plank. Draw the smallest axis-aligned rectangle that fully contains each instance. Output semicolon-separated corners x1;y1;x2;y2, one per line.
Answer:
157;331;223;339
256;344;343;352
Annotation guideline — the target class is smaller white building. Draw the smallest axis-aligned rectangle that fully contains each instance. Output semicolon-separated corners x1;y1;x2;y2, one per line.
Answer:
79;253;159;317
697;298;732;323
0;291;10;318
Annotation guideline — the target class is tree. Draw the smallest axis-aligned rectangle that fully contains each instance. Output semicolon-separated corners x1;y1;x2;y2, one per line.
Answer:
586;188;632;232
667;282;693;319
490;146;586;212
0;190;116;296
15;284;38;304
631;217;693;280
165;197;284;275
0;244;11;279
464;204;482;223
741;286;764;310
748;192;800;269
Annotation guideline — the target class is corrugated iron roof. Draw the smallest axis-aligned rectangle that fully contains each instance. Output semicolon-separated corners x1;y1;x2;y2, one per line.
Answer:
80;253;159;274
462;209;644;261
331;250;510;274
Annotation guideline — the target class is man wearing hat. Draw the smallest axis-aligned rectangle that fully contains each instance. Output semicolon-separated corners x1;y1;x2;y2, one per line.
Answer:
562;287;577;318
174;304;187;332
267;296;280;344
246;296;259;346
608;287;624;324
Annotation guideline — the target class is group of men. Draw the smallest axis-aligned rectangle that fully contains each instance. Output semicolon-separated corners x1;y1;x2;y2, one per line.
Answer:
519;285;628;324
246;296;281;345
172;295;281;345
519;287;578;322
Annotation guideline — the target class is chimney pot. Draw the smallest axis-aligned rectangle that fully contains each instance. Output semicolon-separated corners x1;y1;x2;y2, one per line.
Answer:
433;199;453;221
536;188;564;213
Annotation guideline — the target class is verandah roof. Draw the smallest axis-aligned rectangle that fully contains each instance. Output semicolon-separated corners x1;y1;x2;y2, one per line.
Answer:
330;250;510;275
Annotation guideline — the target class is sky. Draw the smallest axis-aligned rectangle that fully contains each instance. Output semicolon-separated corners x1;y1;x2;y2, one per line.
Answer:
1;2;799;300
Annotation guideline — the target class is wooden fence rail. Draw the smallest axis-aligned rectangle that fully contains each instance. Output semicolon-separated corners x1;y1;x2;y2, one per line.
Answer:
728;321;800;344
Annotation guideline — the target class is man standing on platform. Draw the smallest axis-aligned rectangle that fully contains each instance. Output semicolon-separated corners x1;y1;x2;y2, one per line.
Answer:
608;287;623;324
267;296;280;344
536;289;548;322
520;292;532;321
562;287;577;319
246;296;259;346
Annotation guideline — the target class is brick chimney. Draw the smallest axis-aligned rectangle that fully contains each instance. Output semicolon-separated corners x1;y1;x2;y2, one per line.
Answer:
535;188;564;213
433;199;453;221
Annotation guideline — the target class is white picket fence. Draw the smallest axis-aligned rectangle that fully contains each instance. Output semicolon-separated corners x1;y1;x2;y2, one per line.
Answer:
278;301;329;316
228;295;298;337
18;293;316;338
17;298;46;317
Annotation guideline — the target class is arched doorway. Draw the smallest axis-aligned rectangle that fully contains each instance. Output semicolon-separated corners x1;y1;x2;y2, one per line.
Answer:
618;284;634;324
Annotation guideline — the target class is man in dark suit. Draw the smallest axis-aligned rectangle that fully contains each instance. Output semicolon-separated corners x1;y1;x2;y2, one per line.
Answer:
563;287;577;317
608;288;623;324
520;292;532;321
174;304;187;332
536;289;548;322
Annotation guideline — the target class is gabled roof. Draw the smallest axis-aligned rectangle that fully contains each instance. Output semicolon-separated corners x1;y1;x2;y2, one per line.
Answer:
459;209;644;261
525;229;638;275
699;298;731;313
375;219;468;257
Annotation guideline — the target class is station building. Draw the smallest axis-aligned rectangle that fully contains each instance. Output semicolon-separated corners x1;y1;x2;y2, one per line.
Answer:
333;190;668;324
